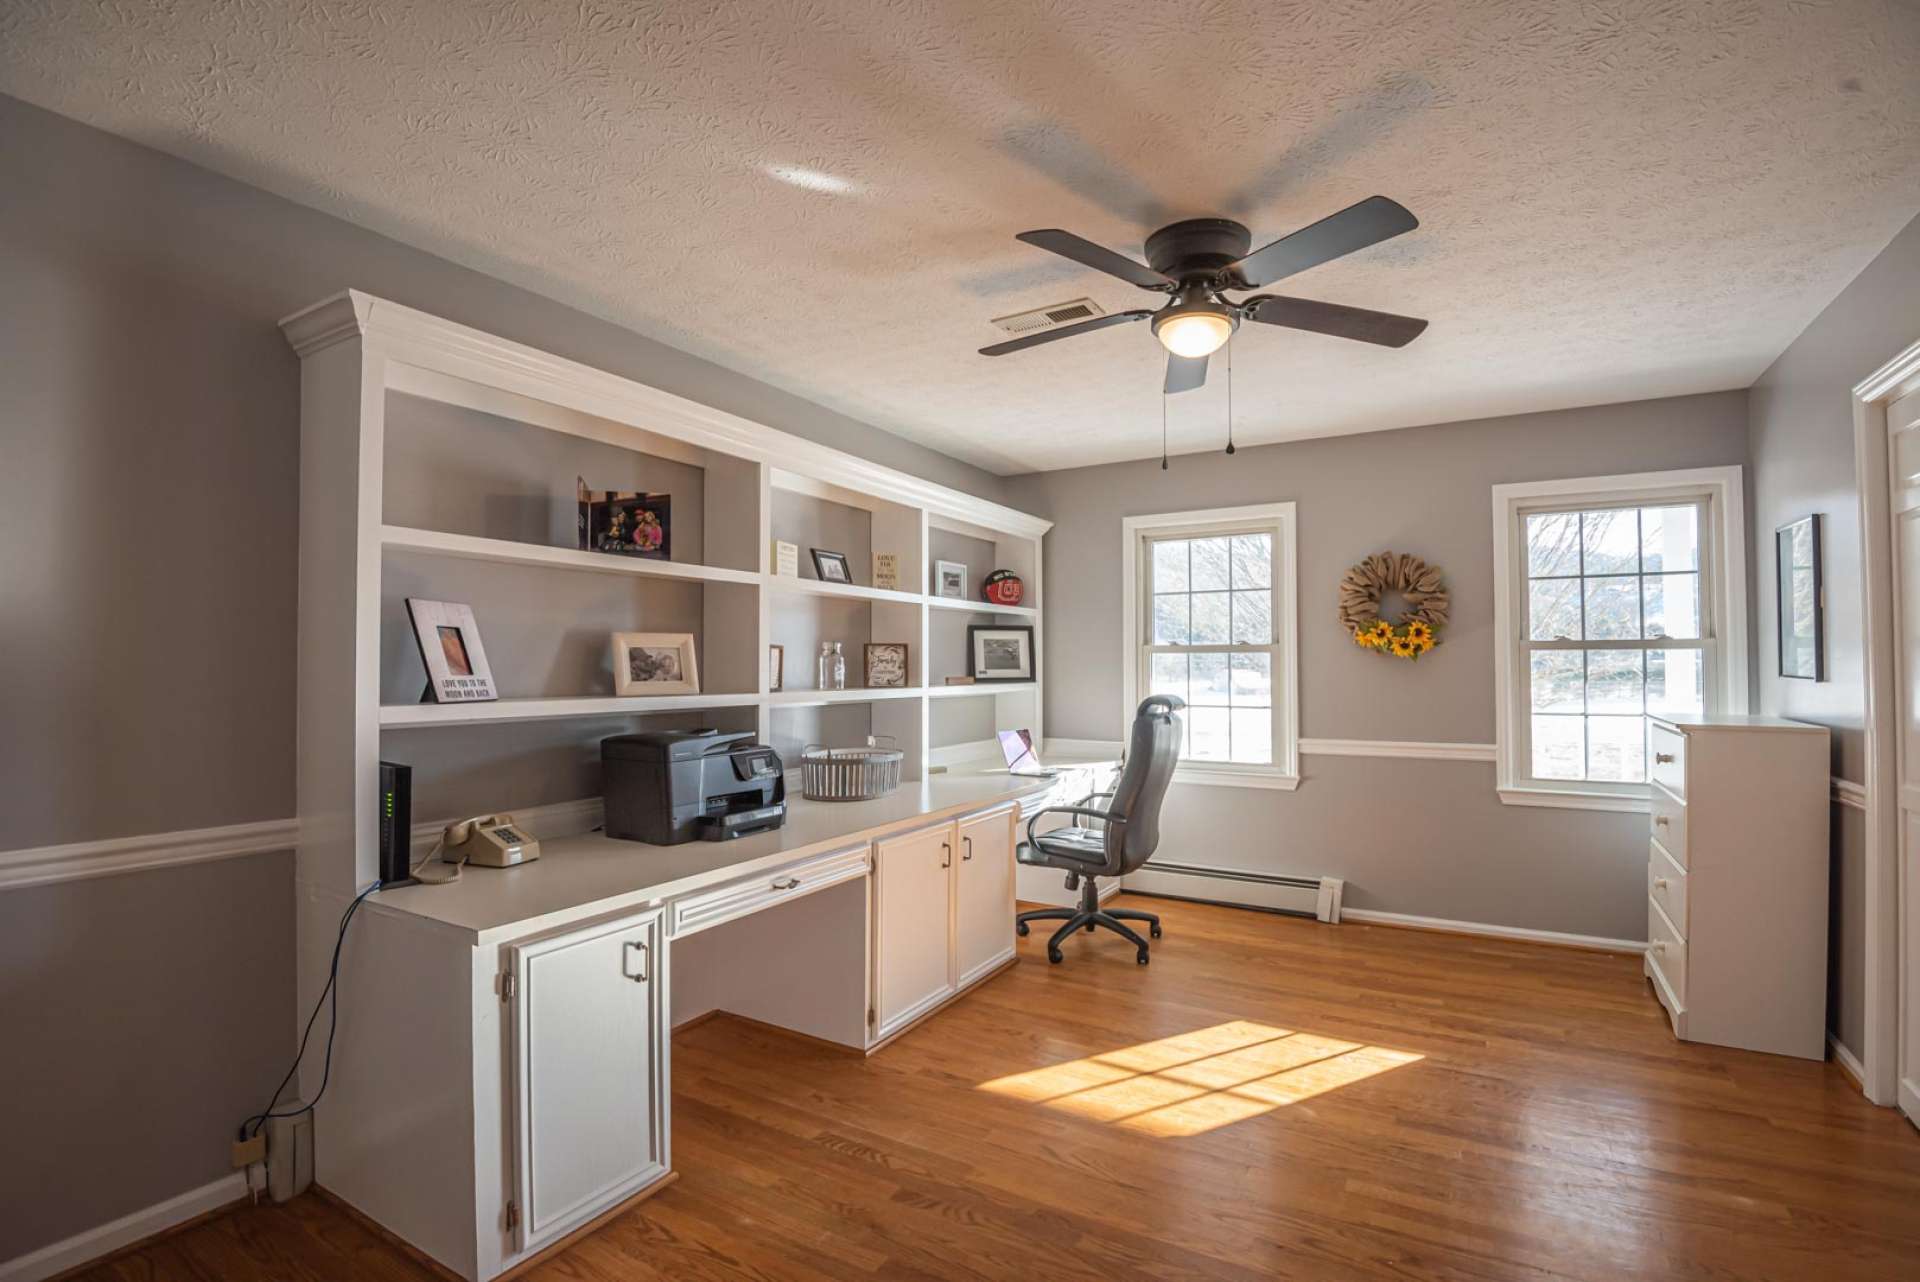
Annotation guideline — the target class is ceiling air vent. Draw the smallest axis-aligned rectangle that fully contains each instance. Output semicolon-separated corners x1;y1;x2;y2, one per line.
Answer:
989;297;1105;337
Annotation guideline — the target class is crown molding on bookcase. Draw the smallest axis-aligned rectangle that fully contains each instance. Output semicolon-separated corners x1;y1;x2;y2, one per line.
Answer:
279;290;1051;540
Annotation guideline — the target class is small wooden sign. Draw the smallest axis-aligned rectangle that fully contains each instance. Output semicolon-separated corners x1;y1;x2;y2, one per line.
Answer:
873;552;900;591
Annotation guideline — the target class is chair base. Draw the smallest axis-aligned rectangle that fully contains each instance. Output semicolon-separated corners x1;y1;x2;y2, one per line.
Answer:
1016;880;1162;965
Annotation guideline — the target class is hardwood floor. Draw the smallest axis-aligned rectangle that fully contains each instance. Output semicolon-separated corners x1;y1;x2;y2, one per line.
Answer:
75;895;1920;1281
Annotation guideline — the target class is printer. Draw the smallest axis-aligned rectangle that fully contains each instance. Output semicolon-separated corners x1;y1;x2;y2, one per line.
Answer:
602;729;786;845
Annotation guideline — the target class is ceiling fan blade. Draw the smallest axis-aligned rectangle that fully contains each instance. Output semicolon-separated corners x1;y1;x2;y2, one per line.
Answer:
1164;352;1209;394
1245;295;1429;347
1227;196;1418;288
979;309;1153;356
1016;229;1174;290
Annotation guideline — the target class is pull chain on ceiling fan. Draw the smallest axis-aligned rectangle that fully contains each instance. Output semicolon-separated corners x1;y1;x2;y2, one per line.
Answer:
979;196;1429;396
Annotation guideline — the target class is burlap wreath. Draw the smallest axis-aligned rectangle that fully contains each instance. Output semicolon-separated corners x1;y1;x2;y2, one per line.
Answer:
1338;552;1450;636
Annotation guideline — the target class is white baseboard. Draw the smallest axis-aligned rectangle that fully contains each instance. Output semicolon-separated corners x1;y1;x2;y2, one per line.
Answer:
1900;1075;1920;1122
1341;907;1646;954
1828;1034;1867;1090
0;1173;246;1281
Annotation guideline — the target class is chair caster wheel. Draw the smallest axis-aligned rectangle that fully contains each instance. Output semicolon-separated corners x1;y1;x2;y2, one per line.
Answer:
1136;951;1150;965
1016;921;1029;937
1047;948;1063;964
1150;925;1163;939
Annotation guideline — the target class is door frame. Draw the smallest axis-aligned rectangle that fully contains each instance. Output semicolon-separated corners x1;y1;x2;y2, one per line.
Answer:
1853;336;1920;1108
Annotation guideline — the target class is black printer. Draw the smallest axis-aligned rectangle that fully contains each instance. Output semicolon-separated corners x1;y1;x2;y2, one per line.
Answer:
602;729;785;845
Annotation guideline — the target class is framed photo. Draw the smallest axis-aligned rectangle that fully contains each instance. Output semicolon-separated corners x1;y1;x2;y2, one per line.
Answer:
1776;515;1824;681
611;632;700;696
578;477;671;560
811;548;853;584
406;599;498;703
967;624;1034;682
771;539;799;577
935;559;968;599
769;643;784;692
864;642;909;688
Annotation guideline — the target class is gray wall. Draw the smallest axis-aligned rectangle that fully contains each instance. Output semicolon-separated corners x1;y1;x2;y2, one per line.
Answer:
1005;392;1750;942
0;92;1008;1264
1747;211;1920;1057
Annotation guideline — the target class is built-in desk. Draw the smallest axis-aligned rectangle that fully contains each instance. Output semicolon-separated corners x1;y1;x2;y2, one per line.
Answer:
325;773;1055;1282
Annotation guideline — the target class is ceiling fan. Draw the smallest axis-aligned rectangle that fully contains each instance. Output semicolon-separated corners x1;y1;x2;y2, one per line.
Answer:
979;196;1428;393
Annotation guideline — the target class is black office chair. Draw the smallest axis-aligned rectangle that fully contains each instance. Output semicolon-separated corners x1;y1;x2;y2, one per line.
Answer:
1016;695;1183;965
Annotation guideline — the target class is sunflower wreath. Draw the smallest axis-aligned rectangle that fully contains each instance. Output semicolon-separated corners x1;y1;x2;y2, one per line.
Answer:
1338;551;1449;660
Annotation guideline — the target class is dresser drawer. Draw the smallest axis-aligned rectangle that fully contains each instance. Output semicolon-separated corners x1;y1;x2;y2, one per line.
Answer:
1648;782;1687;866
1647;895;1687;1006
1647;839;1688;937
1649;723;1686;798
668;845;870;938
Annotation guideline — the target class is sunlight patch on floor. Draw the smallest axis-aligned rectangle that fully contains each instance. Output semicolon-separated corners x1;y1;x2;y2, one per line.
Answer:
977;1020;1423;1136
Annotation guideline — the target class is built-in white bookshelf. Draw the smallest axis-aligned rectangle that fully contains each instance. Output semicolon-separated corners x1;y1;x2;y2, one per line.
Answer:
286;290;1050;901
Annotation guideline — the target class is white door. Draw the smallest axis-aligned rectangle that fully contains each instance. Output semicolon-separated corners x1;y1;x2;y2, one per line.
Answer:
872;822;955;1040
1891;384;1920;1127
509;908;669;1252
955;806;1017;987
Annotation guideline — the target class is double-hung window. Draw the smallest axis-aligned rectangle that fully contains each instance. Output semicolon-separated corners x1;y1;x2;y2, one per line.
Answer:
1122;504;1299;788
1492;468;1747;810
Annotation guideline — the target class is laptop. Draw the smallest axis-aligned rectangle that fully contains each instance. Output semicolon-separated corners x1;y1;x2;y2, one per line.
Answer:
998;729;1057;777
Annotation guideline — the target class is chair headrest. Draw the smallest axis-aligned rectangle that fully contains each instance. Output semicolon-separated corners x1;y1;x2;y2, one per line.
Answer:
1137;695;1185;721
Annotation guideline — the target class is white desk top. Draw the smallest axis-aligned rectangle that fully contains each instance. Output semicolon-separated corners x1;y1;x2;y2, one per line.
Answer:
1652;713;1828;734
368;772;1058;946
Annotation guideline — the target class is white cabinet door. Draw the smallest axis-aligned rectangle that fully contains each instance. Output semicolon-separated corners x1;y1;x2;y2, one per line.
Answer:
955;806;1016;987
509;908;668;1253
872;821;955;1040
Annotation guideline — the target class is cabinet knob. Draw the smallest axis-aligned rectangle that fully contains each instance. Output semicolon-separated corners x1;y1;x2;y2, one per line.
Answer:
1654;816;1669;827
1654;878;1669;890
771;876;800;891
1650;941;1666;954
1655;753;1675;764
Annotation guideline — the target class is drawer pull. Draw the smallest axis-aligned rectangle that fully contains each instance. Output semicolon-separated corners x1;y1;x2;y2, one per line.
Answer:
1650;941;1666;955
1654;816;1669;827
771;876;801;891
1655;752;1675;764
1654;877;1669;890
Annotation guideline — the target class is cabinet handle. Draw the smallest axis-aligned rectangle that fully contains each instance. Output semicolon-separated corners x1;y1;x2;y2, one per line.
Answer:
962;836;973;862
1654;877;1669;890
1650;941;1666;955
1654;816;1669;827
941;841;951;869
622;940;649;982
771;876;800;891
1655;753;1675;764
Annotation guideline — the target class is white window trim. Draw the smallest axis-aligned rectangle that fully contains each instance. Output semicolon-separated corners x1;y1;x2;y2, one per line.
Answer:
1491;466;1748;812
1121;503;1300;791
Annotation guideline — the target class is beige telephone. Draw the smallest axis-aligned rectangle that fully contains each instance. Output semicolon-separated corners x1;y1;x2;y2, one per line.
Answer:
413;814;541;884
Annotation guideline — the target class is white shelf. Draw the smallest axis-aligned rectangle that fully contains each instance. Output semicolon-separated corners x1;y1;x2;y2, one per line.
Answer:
381;525;761;586
763;575;924;607
925;595;1038;619
381;693;762;727
766;686;922;707
926;681;1038;699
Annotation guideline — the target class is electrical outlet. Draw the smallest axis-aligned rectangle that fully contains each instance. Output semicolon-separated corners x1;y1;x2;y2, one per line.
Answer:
231;1133;266;1168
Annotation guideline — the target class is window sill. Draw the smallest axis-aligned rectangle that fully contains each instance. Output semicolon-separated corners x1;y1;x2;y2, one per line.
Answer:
1497;786;1649;814
1173;767;1301;792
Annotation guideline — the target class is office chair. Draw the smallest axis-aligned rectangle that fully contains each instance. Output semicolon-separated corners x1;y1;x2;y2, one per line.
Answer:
1016;695;1183;965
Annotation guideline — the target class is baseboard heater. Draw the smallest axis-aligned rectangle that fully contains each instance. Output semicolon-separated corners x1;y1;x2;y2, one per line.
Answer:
1122;861;1344;923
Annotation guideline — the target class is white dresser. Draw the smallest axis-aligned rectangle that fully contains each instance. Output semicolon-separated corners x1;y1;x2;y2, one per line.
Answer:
1643;713;1830;1059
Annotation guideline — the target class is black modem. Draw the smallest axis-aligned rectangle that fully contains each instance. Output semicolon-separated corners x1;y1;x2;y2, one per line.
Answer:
378;761;413;886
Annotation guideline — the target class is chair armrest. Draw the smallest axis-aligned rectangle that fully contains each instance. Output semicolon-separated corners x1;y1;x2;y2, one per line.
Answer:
1026;805;1126;850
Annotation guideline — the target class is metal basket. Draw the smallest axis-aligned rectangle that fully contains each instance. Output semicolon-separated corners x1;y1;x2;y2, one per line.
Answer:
797;739;904;801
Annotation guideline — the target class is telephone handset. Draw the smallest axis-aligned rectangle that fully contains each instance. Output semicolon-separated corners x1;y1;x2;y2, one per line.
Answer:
412;813;542;884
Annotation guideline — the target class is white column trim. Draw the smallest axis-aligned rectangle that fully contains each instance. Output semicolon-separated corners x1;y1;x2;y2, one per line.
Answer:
0;819;298;891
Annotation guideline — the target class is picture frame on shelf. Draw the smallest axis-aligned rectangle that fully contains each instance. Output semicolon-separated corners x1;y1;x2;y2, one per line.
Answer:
769;643;784;692
935;559;967;599
810;548;853;584
864;642;909;688
407;599;498;703
772;539;799;577
611;632;700;696
966;624;1034;682
577;477;671;560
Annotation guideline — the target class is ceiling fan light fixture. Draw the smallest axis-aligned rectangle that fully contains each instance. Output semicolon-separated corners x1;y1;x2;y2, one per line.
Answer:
1152;299;1236;358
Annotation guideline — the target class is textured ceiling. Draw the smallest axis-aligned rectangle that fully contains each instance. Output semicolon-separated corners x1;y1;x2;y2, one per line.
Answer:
4;1;1919;473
